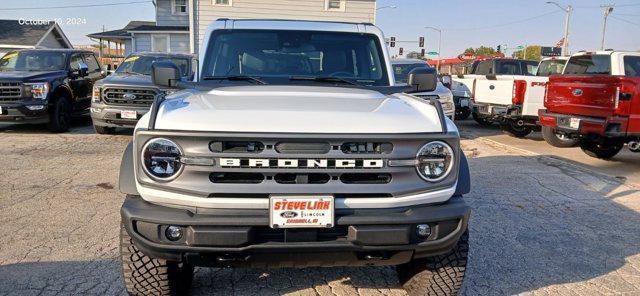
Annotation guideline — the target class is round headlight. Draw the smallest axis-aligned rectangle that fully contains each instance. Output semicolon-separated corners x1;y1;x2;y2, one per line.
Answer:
416;141;454;182
142;138;183;181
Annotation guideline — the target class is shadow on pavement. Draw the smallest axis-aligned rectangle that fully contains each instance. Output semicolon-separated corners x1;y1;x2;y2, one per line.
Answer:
0;116;134;137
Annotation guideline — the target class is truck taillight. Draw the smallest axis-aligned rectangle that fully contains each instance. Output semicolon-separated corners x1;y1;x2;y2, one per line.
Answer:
512;80;527;105
471;79;476;102
614;82;634;116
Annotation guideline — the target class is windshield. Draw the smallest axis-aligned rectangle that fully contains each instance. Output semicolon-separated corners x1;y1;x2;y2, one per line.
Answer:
0;51;67;71
116;55;191;77
393;63;428;84
536;59;567;76
564;55;611;75
201;29;389;86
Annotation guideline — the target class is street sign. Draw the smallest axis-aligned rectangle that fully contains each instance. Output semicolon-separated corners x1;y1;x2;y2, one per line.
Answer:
427;51;438;55
541;46;562;57
516;45;525;50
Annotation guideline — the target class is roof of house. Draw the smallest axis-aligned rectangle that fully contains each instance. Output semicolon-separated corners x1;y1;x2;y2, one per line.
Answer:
87;21;188;40
0;19;72;48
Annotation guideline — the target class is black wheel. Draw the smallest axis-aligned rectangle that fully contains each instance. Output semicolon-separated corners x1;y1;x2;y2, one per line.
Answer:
472;112;493;126
579;140;623;160
120;224;193;296
47;97;72;133
454;108;470;121
94;125;116;135
397;231;469;296
500;121;532;138
541;126;578;148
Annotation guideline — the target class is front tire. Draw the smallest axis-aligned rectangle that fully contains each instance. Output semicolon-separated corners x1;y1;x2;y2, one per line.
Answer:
120;224;194;296
47;97;72;133
94;125;116;135
579;140;623;159
397;231;469;296
472;112;493;126
541;126;578;148
501;121;532;138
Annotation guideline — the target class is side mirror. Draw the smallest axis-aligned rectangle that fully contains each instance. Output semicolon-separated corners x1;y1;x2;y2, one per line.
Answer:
440;75;452;90
407;67;438;92
152;61;181;87
78;63;89;77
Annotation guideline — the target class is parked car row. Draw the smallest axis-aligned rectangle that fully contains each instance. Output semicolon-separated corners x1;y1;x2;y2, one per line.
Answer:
455;51;639;159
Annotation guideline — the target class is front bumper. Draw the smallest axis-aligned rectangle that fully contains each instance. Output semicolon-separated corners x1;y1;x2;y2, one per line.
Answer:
121;195;470;267
90;102;150;128
538;110;629;138
0;101;49;123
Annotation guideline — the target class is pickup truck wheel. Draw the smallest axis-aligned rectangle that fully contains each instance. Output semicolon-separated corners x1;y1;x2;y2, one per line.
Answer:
472;112;493;126
120;225;193;296
541;126;578;148
454;108;470;121
501;122;532;138
94;125;116;135
579;140;623;159
397;231;469;296
47;97;71;133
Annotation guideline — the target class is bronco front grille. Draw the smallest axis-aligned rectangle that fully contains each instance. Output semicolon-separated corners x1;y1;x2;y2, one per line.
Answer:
103;88;158;106
0;82;22;102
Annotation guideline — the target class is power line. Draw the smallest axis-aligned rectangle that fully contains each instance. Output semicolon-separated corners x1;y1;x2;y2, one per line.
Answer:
446;10;560;31
0;1;152;11
610;15;640;26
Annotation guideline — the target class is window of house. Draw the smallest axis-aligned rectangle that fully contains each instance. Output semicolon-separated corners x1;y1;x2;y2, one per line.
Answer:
152;35;170;53
325;0;345;11
213;0;232;6
172;0;188;14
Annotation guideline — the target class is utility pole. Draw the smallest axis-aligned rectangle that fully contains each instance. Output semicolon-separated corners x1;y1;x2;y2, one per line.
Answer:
600;5;614;50
546;2;572;56
425;26;442;71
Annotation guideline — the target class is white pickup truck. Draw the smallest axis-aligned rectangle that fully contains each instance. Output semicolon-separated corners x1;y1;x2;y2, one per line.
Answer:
117;19;471;296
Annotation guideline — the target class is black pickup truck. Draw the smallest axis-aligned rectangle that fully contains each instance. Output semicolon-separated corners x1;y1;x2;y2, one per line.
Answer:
0;49;106;132
90;52;194;134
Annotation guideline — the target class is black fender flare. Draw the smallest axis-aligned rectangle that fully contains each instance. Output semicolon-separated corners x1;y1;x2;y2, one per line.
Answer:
119;141;139;195
454;151;471;196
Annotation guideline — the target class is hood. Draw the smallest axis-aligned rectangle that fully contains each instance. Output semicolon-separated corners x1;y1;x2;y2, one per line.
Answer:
98;72;154;87
0;70;66;81
150;85;443;134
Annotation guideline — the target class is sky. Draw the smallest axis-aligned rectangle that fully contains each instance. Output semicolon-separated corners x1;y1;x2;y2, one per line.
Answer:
0;0;639;59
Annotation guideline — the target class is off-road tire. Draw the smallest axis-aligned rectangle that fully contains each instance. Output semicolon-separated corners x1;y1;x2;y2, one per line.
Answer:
47;97;72;133
120;225;194;296
455;108;471;121
501;122;532;138
541;126;578;148
397;231;469;296
579;140;623;160
472;112;493;126
94;125;116;135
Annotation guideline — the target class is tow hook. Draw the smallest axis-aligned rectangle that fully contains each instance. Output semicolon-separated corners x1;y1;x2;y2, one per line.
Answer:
629;141;640;152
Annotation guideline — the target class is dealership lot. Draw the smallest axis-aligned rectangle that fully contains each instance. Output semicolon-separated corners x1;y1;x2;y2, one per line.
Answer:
0;120;638;295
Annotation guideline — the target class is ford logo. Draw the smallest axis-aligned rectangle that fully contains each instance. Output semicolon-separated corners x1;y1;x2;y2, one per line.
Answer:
122;93;137;100
280;211;298;218
572;89;583;96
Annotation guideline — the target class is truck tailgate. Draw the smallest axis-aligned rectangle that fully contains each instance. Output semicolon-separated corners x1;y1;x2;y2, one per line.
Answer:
473;76;518;106
451;75;477;98
545;76;619;118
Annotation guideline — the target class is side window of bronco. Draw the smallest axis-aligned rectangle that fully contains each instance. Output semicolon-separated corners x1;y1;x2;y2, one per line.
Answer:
84;54;101;73
624;56;640;77
69;54;84;72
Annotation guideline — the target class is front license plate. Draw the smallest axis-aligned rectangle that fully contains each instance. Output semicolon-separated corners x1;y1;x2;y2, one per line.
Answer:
121;110;137;119
270;196;334;228
569;118;581;129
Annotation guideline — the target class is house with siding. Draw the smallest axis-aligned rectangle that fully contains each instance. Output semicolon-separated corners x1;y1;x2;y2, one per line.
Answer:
88;0;375;56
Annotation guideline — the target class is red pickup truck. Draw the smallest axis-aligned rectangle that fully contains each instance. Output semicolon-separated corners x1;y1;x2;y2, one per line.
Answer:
539;51;640;159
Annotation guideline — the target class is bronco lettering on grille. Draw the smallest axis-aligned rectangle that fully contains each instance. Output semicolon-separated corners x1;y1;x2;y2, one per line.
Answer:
219;158;384;168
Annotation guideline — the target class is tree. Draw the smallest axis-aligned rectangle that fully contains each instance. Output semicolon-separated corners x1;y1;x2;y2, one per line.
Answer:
462;46;497;56
512;46;542;61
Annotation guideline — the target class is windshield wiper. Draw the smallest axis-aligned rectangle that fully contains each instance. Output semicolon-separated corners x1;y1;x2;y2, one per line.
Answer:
202;75;266;84
289;76;361;86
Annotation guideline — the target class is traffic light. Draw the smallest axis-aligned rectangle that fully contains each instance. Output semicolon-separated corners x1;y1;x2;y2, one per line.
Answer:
390;37;396;47
399;47;404;56
419;37;425;48
497;45;502;53
421;48;426;57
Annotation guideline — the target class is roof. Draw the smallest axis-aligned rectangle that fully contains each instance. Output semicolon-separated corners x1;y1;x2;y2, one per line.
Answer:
87;21;187;40
129;52;195;58
0;19;72;48
212;19;380;34
13;48;92;53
